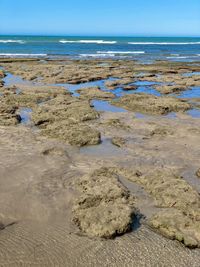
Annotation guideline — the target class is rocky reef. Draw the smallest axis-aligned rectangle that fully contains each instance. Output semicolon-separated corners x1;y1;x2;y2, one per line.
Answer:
0;99;21;126
111;93;191;115
78;86;115;100
0;57;200;262
73;168;135;238
112;168;200;248
32;95;101;146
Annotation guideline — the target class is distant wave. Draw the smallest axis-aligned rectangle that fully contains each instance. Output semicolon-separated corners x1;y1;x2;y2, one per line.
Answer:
80;53;115;58
79;51;145;58
128;42;200;45
60;40;76;43
97;51;145;54
60;40;117;44
166;56;189;59
166;55;200;59
0;53;47;57
0;40;25;44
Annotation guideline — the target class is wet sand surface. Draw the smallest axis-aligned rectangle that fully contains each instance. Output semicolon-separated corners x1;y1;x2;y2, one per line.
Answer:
0;58;200;266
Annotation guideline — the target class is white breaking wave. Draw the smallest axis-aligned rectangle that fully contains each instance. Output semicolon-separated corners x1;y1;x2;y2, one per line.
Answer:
60;40;117;44
60;40;76;43
97;51;145;54
0;53;47;57
166;56;189;59
80;53;115;57
79;51;145;58
166;55;200;59
128;42;200;45
0;40;25;44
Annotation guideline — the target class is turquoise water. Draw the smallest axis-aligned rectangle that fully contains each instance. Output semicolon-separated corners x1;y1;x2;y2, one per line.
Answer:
0;36;200;62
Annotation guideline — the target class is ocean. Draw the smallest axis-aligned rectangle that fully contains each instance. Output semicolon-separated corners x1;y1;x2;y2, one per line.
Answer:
0;36;200;62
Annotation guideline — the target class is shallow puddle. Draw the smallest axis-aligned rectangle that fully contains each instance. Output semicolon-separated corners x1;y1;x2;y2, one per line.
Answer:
135;111;177;119
80;138;128;157
3;72;35;87
178;87;200;98
19;107;32;124
187;109;200;118
91;100;127;112
118;175;161;220
134;81;161;86
182;72;200;77
55;77;117;96
134;86;161;96
135;113;148;119
55;78;163;99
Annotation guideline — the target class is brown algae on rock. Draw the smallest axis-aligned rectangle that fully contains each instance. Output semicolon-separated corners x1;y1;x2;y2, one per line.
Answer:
111;93;191;115
196;169;200;178
0;70;5;87
72;168;135;238
113;168;200;247
2;85;69;108
149;209;200;248
0;100;21;126
78;86;115;100
32;95;101;146
155;85;189;95
111;137;126;147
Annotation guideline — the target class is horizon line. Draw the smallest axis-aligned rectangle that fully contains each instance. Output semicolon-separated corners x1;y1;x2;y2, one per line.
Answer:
0;34;200;38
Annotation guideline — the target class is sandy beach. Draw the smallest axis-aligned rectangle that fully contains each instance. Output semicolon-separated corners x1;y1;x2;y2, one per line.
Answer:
0;57;200;266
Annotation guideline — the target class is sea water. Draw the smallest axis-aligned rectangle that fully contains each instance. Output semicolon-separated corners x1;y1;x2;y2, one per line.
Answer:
0;36;200;62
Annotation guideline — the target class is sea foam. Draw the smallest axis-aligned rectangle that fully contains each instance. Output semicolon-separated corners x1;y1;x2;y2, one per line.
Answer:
80;53;115;57
167;53;200;59
60;40;117;44
166;56;189;59
79;51;145;58
0;53;47;57
97;51;145;54
0;40;25;44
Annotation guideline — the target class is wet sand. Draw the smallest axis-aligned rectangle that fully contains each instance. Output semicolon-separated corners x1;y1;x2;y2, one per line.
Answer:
0;58;200;266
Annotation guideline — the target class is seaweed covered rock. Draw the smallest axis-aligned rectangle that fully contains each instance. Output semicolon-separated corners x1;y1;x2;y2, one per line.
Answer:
3;85;69;108
111;137;126;147
122;85;137;91
150;126;174;137
105;78;133;90
150;209;200;248
103;118;130;130
73;168;135;238
0;70;5;87
78;86;115;100
32;97;99;125
196;168;200;178
111;93;191;115
42;123;100;146
112;167;200;247
140;171;199;211
105;80;121;90
155;85;188;95
0;100;21;126
0;70;5;78
32;96;101;146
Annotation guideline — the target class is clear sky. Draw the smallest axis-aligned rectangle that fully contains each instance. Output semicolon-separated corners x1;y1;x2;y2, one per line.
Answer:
0;0;200;36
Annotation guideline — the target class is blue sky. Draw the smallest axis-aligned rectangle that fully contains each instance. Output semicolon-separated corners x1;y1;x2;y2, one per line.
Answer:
1;0;200;36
